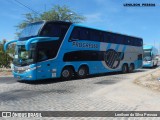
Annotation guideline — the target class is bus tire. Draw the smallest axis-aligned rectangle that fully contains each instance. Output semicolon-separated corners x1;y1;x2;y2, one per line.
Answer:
154;61;158;67
77;66;88;79
61;67;73;80
122;64;128;74
151;62;154;68
129;64;134;73
155;63;158;67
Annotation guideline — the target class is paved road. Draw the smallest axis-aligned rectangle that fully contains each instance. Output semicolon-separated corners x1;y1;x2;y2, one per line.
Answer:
0;67;160;112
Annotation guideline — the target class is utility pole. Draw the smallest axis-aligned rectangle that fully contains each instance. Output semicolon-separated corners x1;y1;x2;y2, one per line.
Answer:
159;42;160;55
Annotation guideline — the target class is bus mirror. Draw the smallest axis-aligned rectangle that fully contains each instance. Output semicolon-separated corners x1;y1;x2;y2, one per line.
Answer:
4;40;18;52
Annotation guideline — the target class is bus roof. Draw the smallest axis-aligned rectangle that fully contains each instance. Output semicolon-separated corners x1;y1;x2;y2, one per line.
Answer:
29;20;142;40
143;45;153;50
30;20;72;25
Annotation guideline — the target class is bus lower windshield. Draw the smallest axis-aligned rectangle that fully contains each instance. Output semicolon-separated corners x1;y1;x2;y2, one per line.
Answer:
13;45;36;66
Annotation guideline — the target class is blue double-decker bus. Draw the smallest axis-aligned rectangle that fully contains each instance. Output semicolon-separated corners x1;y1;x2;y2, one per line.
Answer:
143;45;158;68
4;21;143;80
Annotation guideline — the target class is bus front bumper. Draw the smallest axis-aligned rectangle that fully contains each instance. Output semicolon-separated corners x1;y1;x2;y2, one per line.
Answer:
13;70;37;81
143;61;153;67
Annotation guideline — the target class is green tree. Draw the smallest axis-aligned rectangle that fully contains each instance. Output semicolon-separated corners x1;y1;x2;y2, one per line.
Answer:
16;5;86;34
0;39;14;68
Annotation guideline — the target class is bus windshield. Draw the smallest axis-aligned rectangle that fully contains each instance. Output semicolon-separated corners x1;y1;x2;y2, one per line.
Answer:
13;45;36;66
143;50;151;61
19;21;44;39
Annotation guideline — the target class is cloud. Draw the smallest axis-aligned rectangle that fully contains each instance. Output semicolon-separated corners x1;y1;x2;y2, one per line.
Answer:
84;13;104;24
95;0;122;13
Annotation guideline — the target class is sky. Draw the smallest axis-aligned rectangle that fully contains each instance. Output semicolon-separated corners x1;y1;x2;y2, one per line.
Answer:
0;0;160;51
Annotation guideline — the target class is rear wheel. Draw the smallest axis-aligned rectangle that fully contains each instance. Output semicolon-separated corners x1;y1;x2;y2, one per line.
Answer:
129;64;134;73
155;63;158;67
61;67;73;80
122;64;128;74
154;61;158;67
77;66;88;78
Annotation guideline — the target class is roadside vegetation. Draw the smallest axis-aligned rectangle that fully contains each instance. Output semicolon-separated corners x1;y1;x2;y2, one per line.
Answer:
0;5;85;69
16;5;86;36
0;39;15;68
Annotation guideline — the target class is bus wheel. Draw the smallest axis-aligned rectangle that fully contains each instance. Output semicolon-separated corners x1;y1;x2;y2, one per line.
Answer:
155;63;158;67
129;64;134;73
122;64;128;74
61;67;73;80
77;66;88;78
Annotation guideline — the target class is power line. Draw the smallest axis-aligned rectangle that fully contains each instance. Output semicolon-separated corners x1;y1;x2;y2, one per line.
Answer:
14;0;40;15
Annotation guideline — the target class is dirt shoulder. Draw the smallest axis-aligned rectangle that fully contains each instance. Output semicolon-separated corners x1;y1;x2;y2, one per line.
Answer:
134;67;160;92
0;68;12;77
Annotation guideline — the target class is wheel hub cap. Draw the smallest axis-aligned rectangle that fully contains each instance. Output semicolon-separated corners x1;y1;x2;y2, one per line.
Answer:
62;70;69;77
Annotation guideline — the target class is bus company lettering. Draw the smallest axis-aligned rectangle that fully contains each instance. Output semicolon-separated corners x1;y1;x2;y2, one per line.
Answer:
72;41;98;48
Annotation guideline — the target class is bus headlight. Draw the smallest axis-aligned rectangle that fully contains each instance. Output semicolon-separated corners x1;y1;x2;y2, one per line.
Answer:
26;66;38;72
25;69;31;72
26;75;32;78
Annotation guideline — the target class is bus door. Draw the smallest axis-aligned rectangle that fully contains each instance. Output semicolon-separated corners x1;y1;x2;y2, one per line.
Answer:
36;48;52;80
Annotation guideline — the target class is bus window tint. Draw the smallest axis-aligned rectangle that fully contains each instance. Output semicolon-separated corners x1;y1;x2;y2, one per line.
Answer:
70;27;89;41
90;30;100;42
37;49;48;62
37;41;59;62
79;28;89;40
118;35;124;44
104;32;114;43
41;23;69;38
41;23;60;37
70;27;80;40
70;27;143;47
139;39;143;46
129;38;133;46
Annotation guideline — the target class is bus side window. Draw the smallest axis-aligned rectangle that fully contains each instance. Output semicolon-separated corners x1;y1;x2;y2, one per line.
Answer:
107;33;113;43
136;39;140;46
61;25;68;35
50;25;61;37
99;32;104;42
119;35;124;44
129;38;133;46
79;28;89;40
90;30;101;42
41;23;61;37
113;34;118;44
135;39;139;46
103;33;106;43
37;49;48;62
139;39;143;46
127;38;131;45
70;27;80;41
